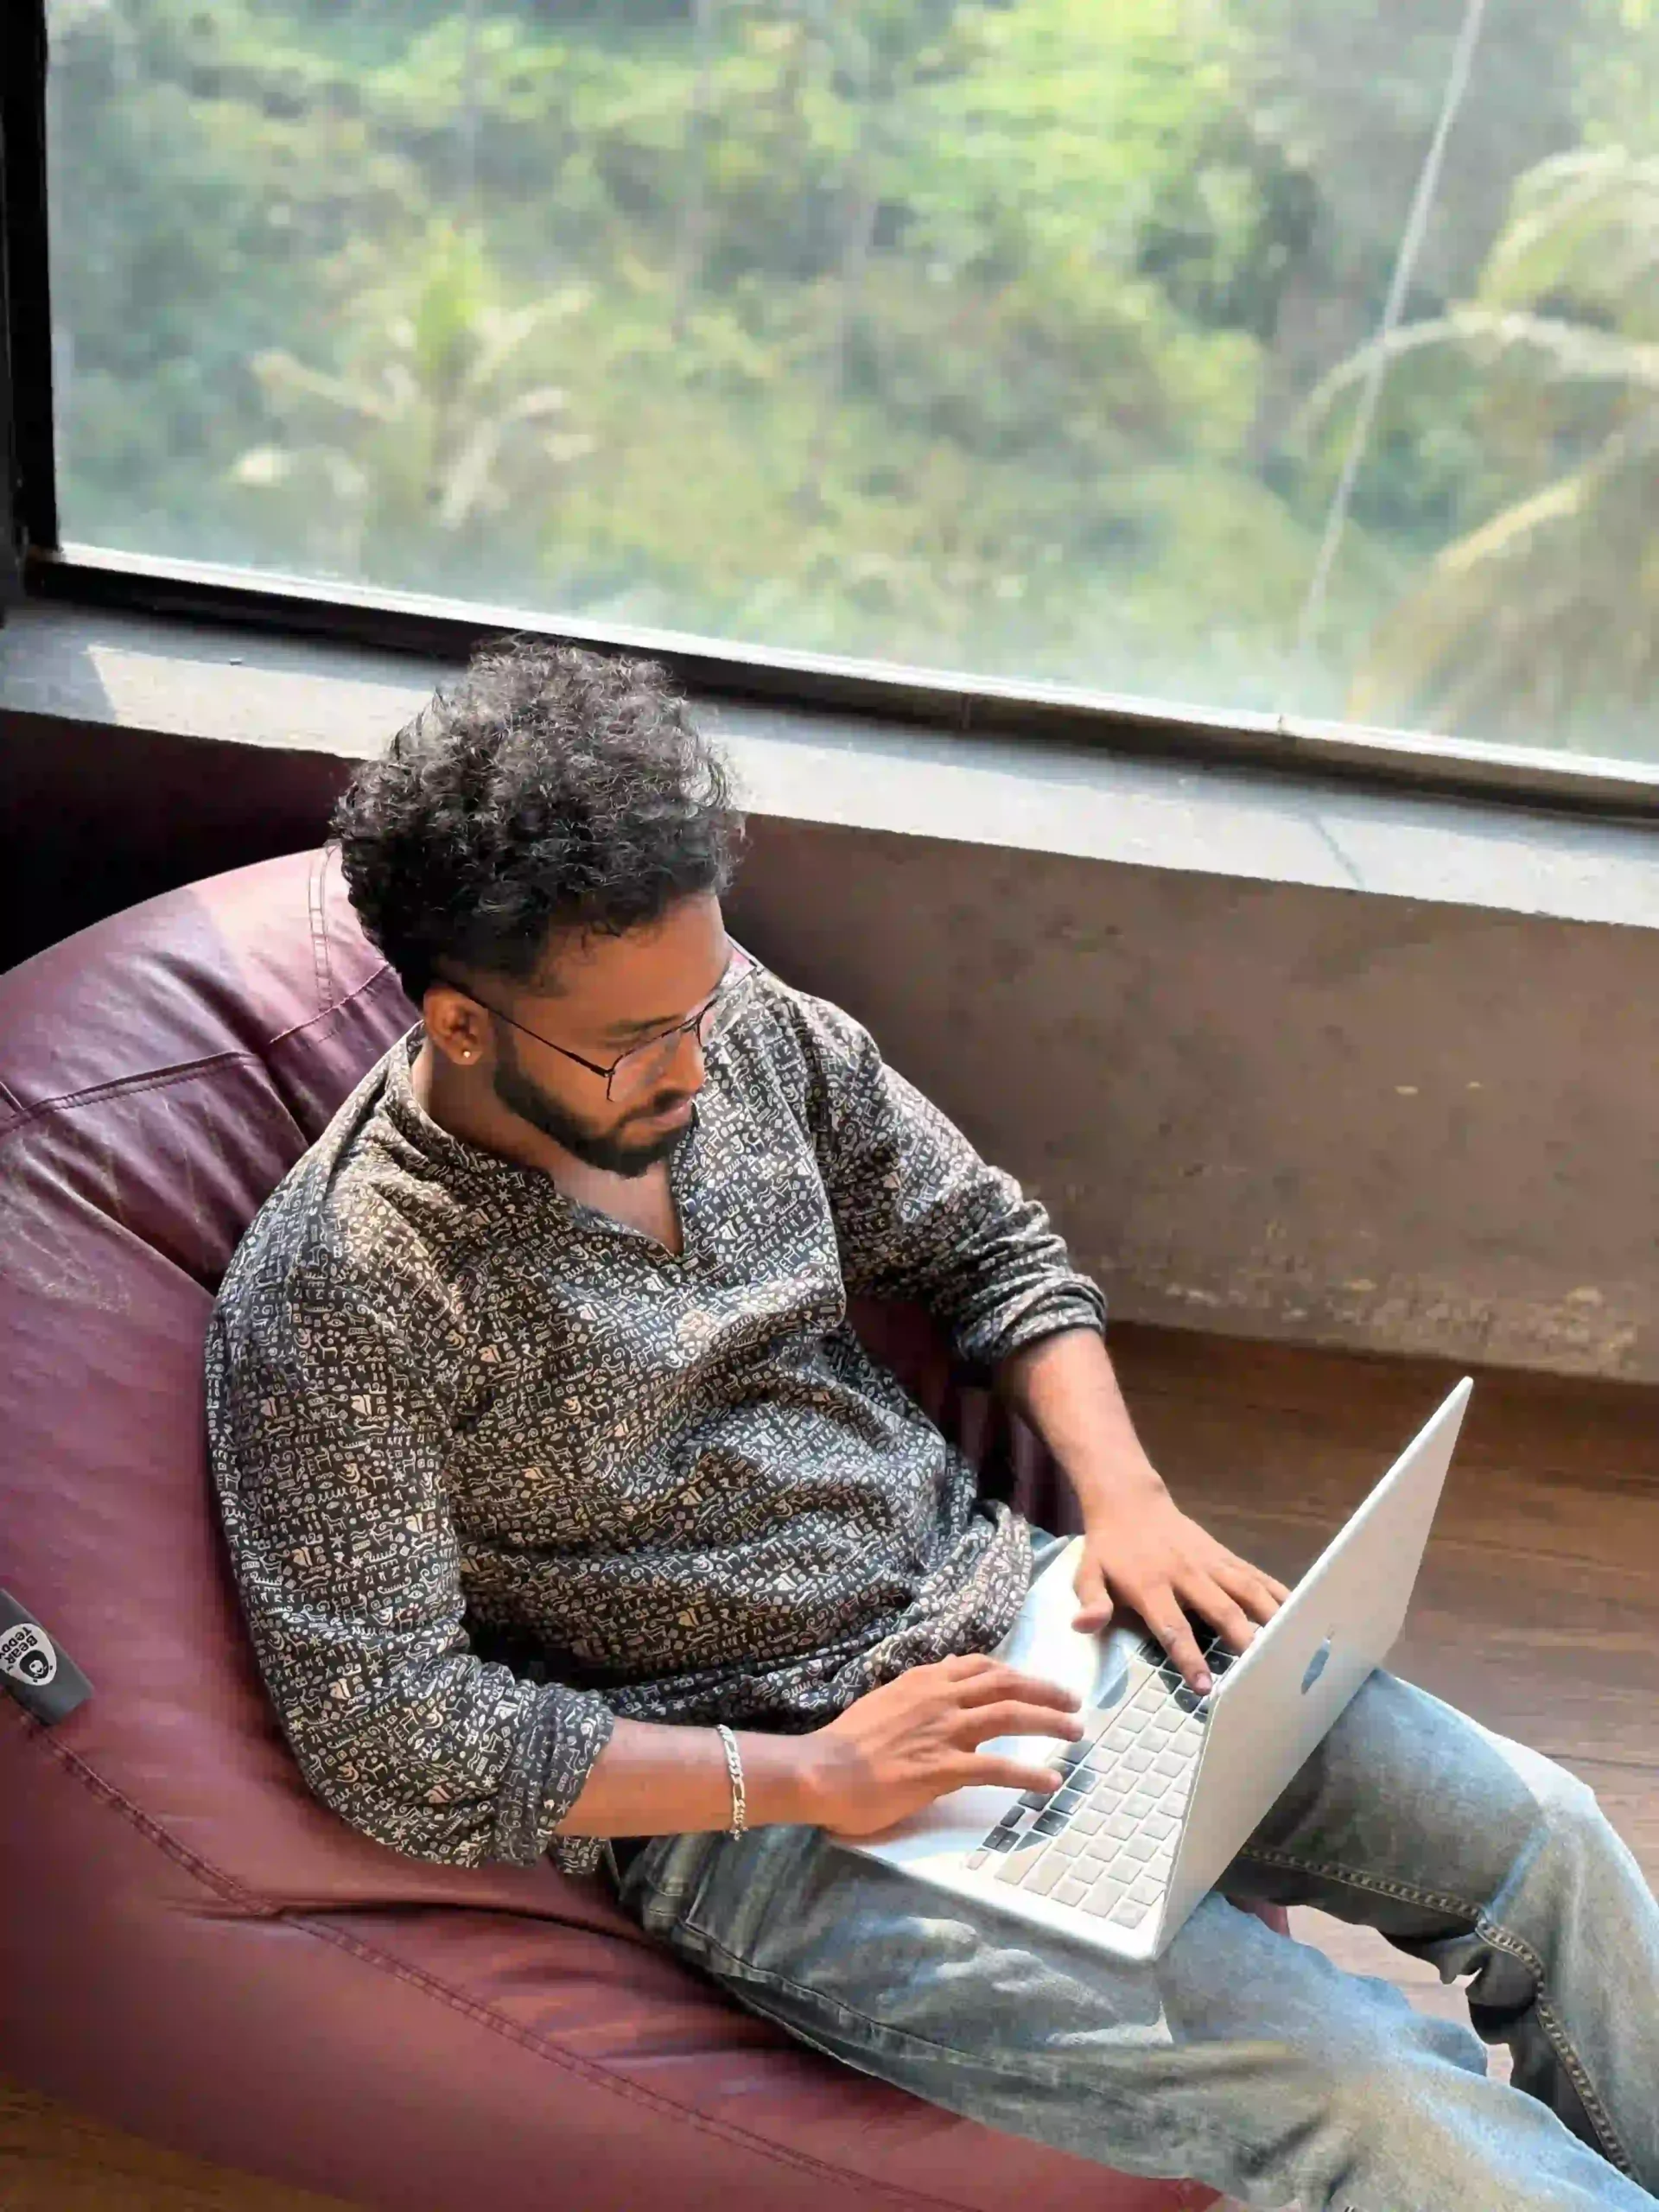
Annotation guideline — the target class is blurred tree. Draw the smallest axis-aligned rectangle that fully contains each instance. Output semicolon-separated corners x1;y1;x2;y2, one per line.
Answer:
1313;147;1659;750
41;0;1659;755
231;221;593;591
1228;0;1593;456
46;0;417;557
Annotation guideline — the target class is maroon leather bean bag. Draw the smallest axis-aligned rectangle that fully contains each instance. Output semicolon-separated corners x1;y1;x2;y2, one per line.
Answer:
0;848;1251;2212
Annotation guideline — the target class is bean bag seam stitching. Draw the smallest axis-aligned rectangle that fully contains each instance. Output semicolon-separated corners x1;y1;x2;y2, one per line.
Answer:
7;1711;983;2212
0;1052;265;1147
286;1909;982;2212
267;960;407;1052
10;1706;276;1915
308;849;334;1022
0;965;405;1146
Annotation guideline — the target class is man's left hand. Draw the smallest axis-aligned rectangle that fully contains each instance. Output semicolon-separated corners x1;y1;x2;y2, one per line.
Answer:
1071;1497;1290;1694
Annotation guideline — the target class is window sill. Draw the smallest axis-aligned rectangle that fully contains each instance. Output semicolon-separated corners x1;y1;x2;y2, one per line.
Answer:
5;595;1659;935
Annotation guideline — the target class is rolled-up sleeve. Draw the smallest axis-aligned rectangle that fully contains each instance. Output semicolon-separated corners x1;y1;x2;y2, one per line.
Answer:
776;986;1107;1366
205;1257;613;1869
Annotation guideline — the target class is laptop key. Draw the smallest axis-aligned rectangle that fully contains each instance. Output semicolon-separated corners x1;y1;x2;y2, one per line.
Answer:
1154;1751;1188;1778
1103;1811;1137;1841
995;1843;1052;1885
1054;1876;1090;1907
1130;1877;1165;1907
1031;1811;1069;1838
1047;1829;1085;1859
1122;1835;1156;1863
1143;1814;1178;1841
1110;1897;1150;1929
1083;1876;1128;1916
1021;1854;1067;1895
1070;1808;1104;1835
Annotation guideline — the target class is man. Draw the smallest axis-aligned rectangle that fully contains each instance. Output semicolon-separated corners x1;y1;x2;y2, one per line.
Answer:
208;639;1659;2212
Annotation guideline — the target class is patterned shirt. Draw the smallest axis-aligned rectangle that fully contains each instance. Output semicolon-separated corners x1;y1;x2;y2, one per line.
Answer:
206;968;1105;1872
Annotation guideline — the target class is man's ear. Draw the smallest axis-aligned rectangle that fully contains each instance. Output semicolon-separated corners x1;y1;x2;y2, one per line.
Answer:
422;981;491;1067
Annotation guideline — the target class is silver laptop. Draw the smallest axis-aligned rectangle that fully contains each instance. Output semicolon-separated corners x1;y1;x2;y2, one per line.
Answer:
843;1379;1471;1961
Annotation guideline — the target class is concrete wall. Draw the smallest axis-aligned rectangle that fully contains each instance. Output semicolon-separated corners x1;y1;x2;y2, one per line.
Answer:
729;819;1658;1380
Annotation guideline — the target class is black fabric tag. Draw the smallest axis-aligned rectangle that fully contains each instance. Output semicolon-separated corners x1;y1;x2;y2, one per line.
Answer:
0;1586;93;1724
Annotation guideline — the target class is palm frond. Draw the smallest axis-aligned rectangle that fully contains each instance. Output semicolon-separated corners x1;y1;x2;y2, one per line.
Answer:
251;348;401;424
1480;146;1659;318
1346;420;1659;741
1296;308;1659;450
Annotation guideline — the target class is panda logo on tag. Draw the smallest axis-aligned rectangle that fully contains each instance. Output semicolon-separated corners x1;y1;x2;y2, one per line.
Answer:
0;1620;58;1688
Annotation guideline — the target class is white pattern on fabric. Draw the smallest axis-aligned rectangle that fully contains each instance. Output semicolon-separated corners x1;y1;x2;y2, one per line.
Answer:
206;973;1105;1874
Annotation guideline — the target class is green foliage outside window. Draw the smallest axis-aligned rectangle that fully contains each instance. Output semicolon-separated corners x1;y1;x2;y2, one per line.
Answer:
44;0;1659;761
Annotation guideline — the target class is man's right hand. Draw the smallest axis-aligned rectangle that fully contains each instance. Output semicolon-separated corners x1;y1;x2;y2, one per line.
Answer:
553;1657;1081;1844
798;1653;1082;1837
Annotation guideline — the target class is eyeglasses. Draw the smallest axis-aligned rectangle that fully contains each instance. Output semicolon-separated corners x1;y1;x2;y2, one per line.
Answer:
449;944;760;1104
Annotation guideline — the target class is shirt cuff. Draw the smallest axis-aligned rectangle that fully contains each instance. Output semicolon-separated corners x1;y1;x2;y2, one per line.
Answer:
493;1682;617;1867
957;1280;1108;1370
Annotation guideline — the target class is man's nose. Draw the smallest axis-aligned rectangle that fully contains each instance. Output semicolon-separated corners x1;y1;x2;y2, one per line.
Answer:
663;1024;707;1093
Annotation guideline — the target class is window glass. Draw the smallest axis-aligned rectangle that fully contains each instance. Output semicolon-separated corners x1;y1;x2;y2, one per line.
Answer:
44;0;1659;765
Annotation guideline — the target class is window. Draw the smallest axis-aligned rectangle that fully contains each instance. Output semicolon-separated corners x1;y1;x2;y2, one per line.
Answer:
28;0;1659;770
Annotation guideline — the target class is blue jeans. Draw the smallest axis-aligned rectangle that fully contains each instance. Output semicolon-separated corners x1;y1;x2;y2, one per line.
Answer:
615;1548;1659;2210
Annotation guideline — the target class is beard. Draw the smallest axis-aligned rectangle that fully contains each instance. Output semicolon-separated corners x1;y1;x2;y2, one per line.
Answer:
491;1033;696;1179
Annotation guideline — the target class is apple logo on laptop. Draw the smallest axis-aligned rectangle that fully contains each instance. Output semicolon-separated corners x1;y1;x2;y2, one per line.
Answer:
1300;1637;1334;1694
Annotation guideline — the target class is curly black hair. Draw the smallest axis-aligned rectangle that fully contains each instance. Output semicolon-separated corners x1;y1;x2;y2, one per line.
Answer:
332;638;742;1003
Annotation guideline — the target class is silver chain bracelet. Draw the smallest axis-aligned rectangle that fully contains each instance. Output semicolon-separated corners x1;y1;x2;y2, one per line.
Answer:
715;1723;747;1840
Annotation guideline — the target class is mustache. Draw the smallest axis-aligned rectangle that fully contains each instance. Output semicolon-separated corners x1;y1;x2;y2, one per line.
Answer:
626;1090;696;1123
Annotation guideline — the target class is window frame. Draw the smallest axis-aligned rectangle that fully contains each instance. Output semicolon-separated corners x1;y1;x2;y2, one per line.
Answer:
2;0;54;604
4;0;1659;823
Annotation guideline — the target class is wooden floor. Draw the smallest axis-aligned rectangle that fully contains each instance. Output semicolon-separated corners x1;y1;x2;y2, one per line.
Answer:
4;1324;1656;2211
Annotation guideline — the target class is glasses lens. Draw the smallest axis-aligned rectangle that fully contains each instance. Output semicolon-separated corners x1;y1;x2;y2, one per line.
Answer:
608;960;757;1102
607;1033;675;1104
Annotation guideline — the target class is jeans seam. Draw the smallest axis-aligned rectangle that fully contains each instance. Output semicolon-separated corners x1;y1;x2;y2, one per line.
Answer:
678;1910;1083;2091
1236;1847;1637;2178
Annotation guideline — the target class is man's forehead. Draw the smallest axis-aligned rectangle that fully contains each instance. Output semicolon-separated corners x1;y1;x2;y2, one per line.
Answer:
525;905;726;1016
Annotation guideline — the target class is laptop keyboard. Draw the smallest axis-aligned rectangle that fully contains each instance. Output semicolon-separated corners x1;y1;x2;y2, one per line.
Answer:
965;1630;1236;1933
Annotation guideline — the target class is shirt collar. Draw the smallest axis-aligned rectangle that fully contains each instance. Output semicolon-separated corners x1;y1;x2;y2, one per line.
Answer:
376;1021;559;1210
